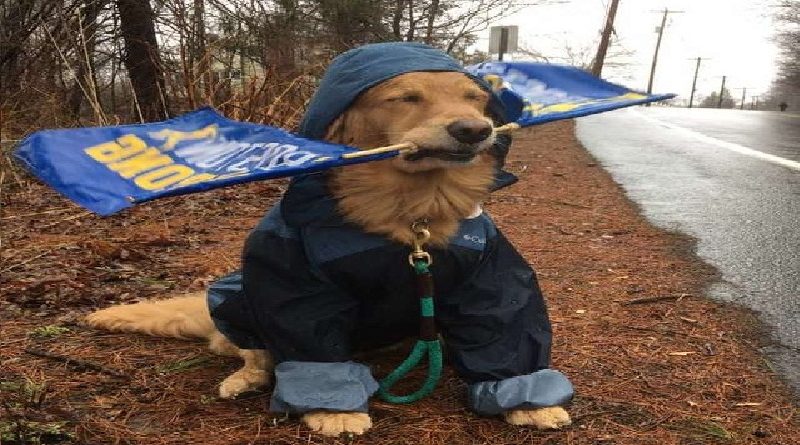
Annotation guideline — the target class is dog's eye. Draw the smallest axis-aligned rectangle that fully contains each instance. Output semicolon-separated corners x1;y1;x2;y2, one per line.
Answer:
388;93;422;103
400;94;422;103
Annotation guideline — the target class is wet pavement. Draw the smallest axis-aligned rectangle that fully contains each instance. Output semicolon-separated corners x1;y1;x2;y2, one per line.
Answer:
637;108;800;162
576;107;800;395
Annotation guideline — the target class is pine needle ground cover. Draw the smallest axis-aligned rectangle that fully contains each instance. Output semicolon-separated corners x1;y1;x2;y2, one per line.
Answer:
1;122;796;444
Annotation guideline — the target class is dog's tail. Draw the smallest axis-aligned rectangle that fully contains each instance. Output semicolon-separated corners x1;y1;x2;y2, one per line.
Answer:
85;293;215;340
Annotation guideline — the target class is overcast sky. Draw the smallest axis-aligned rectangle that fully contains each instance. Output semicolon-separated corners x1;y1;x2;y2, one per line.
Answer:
477;0;781;103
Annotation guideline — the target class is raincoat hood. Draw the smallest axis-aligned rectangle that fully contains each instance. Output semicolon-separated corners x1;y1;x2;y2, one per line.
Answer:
298;42;509;139
287;43;518;226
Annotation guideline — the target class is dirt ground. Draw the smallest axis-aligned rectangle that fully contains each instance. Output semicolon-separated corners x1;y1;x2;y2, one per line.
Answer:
1;121;797;444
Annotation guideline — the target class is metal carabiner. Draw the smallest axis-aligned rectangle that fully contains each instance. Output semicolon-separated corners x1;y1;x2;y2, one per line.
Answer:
408;220;433;266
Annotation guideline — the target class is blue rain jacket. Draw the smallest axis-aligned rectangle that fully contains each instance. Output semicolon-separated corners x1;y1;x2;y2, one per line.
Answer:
207;42;573;415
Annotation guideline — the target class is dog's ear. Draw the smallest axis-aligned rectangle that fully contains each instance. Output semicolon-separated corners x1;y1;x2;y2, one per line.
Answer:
324;109;370;148
324;115;346;144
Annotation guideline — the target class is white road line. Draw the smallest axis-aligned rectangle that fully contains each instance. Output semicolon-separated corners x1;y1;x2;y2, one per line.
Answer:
630;109;800;172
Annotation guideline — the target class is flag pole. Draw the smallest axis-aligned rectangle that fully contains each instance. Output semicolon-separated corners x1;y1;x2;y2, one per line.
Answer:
341;123;522;159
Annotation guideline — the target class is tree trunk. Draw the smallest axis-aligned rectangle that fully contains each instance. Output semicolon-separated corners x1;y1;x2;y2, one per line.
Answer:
0;0;59;96
110;6;119;115
406;0;415;41
192;0;211;102
117;0;169;121
424;0;439;44
266;0;297;75
391;0;404;40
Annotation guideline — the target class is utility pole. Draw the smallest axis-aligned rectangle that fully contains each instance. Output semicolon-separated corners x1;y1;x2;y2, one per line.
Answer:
687;57;708;108
740;88;746;110
752;95;758;110
717;75;727;108
730;87;752;110
591;0;621;76
646;8;684;106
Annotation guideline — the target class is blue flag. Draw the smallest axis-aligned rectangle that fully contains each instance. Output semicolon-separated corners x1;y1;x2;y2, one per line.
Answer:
14;62;674;216
14;108;394;215
468;61;675;125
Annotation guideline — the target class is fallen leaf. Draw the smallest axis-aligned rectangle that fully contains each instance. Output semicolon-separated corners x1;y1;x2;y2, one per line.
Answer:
93;396;116;409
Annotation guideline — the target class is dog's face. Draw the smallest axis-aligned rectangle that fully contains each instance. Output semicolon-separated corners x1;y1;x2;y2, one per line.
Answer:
325;71;496;173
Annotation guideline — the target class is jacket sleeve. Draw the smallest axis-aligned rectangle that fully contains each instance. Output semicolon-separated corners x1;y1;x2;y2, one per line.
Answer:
435;230;573;415
239;204;378;413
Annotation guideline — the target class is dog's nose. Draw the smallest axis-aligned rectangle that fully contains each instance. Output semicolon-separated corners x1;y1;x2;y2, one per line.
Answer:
446;120;493;144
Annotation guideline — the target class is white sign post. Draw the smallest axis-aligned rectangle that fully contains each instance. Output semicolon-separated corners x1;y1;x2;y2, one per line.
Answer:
489;26;518;61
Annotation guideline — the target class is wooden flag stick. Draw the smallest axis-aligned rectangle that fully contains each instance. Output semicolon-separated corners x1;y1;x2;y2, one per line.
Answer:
341;142;417;159
341;123;523;159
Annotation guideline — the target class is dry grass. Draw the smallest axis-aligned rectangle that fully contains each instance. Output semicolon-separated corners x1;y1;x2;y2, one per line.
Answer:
1;121;797;444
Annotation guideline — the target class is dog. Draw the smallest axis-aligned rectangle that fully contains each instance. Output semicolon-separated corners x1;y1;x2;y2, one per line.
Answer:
86;44;572;437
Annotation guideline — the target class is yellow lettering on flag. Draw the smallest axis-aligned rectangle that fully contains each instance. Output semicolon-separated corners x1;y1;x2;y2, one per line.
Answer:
533;102;581;116
620;92;647;100
109;147;173;178
134;165;195;190
85;134;147;162
523;102;545;113
150;125;218;150
176;173;217;186
482;74;503;91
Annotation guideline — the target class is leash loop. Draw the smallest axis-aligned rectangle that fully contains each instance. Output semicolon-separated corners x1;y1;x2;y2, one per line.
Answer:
379;221;443;404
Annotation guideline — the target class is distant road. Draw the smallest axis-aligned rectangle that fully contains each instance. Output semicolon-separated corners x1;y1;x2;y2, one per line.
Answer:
576;107;800;395
637;107;800;162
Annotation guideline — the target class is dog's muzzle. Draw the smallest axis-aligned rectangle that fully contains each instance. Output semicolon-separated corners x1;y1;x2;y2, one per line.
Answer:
404;148;480;162
404;119;493;163
446;119;493;144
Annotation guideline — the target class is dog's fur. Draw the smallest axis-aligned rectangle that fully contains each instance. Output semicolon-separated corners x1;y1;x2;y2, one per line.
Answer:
85;71;571;436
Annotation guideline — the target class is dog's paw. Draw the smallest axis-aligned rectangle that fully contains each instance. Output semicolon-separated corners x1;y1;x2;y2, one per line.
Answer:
218;369;268;399
83;309;123;330
301;411;372;437
504;406;572;430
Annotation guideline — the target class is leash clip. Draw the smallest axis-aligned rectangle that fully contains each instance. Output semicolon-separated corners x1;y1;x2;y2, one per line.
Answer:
381;219;442;404
408;220;433;266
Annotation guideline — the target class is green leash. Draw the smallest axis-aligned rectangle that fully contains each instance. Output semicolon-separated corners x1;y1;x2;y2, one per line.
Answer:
377;223;444;404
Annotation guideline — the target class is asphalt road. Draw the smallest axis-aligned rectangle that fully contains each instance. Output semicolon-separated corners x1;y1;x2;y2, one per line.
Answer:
576;107;800;395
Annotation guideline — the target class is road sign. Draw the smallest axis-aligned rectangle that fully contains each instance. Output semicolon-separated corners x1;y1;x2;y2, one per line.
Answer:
489;26;518;60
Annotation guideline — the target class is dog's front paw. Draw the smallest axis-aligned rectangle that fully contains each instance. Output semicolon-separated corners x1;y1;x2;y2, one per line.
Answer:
301;411;372;436
218;369;268;399
504;406;572;430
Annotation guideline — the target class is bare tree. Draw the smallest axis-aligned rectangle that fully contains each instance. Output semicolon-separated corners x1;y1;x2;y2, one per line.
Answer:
1;0;553;133
67;1;107;119
118;0;169;120
765;0;800;110
0;1;81;96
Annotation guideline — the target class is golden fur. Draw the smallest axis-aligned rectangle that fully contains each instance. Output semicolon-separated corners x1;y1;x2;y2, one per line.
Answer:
85;71;570;436
328;71;496;246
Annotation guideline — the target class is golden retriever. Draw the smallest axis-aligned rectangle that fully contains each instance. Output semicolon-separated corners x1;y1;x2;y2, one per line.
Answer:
85;71;571;436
